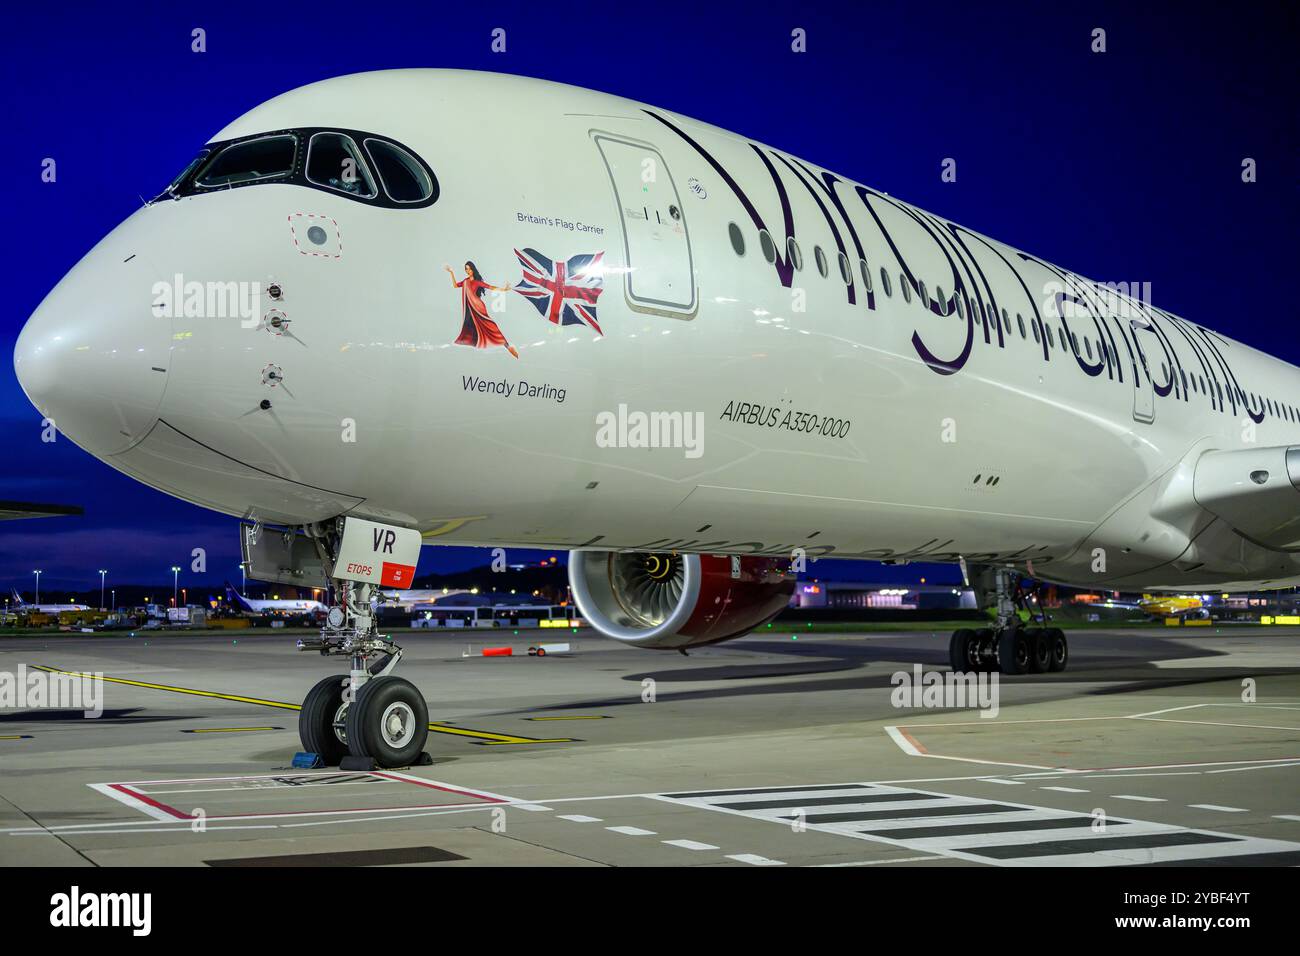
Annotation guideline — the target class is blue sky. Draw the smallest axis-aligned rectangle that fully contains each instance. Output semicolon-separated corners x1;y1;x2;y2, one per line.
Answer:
1;1;1294;589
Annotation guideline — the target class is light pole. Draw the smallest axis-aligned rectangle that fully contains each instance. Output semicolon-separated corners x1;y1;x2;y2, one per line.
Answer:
99;570;107;611
240;562;247;593
111;590;116;611
172;566;181;608
33;569;41;604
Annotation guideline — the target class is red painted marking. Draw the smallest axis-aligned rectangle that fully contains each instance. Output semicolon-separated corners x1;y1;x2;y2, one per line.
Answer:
110;783;193;820
103;773;508;822
898;728;928;755
380;562;416;587
371;773;506;802
482;647;513;657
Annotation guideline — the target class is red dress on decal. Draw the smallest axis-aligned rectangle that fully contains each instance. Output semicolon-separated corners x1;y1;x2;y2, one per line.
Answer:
454;277;518;358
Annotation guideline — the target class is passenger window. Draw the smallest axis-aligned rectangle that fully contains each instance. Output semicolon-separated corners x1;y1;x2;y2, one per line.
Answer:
918;280;928;306
936;286;946;314
814;245;829;278
759;229;776;263
787;237;804;271
306;133;377;198
838;251;852;286
955;294;964;319
859;258;872;292
1046;325;1055;348
1016;313;1026;339
900;274;912;303
880;268;892;297
364;138;434;202
196;135;297;187
728;222;746;257
1032;320;1040;344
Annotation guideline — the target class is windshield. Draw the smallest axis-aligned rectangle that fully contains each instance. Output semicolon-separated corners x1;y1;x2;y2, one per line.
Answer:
195;135;297;188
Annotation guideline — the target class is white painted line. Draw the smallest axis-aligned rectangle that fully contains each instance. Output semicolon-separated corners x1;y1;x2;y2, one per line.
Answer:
833;809;1067;833
87;783;180;823
907;821;1177;852
1188;804;1248;813
1207;761;1300;774
1041;786;1089;793
726;853;785;866
1083;756;1300;772
895;716;1120;728
724;796;972;818
1017;837;1300;868
606;825;656;836
981;778;1025;785
1125;704;1207;719
814;856;944;866
1131;716;1300;732
557;814;602;823
13;824;279;837
663;839;719;851
513;804;553;812
1112;795;1166;803
689;786;883;806
1273;815;1300;823
884;725;924;756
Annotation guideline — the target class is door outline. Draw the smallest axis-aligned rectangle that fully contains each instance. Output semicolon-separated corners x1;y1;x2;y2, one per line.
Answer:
591;131;697;318
1130;318;1157;424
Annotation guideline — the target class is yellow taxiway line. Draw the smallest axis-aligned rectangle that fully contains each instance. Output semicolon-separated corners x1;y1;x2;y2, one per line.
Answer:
31;665;574;746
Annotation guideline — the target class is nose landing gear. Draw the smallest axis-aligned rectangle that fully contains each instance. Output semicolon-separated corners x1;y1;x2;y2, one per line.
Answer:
294;521;430;768
948;567;1070;675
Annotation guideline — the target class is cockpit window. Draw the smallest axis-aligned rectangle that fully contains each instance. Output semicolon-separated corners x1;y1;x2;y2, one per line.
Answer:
306;132;377;198
162;127;437;209
364;138;435;203
196;135;297;188
166;150;209;195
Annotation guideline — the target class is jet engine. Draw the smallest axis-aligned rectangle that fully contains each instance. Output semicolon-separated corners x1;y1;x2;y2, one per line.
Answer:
568;551;796;649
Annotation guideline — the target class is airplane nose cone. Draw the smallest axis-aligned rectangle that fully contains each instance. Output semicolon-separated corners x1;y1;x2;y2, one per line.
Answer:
14;251;169;457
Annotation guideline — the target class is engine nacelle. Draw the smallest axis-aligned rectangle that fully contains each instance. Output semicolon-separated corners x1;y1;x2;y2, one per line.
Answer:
568;550;796;649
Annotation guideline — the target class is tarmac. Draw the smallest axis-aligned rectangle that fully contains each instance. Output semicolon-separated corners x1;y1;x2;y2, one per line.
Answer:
1;623;1298;866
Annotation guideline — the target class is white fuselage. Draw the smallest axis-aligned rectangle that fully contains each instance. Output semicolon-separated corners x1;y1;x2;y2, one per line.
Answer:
14;70;1300;592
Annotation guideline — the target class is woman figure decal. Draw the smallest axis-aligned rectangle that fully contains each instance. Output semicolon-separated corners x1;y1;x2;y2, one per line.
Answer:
446;261;518;358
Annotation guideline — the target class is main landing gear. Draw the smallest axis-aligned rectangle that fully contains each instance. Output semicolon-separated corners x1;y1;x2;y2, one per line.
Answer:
294;525;429;768
948;567;1069;675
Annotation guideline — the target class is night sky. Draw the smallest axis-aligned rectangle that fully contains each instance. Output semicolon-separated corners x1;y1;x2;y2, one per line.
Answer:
2;1;1295;592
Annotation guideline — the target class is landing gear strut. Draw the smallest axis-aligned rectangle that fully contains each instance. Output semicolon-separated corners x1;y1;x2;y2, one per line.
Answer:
294;521;429;768
947;566;1069;675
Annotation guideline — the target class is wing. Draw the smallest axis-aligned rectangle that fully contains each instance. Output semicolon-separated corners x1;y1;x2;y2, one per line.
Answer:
1193;445;1300;552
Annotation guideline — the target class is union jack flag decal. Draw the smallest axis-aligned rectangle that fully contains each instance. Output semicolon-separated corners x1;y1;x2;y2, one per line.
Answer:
513;248;605;335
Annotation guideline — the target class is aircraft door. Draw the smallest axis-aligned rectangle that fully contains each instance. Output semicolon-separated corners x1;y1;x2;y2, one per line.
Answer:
1131;319;1159;424
592;133;697;316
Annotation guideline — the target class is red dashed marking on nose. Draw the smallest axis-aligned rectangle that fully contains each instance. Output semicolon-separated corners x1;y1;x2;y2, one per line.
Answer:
288;213;343;259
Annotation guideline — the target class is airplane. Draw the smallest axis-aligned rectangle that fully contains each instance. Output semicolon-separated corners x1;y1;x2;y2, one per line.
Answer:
9;589;91;614
13;69;1299;767
374;588;472;611
1139;594;1206;618
1090;593;1207;619
224;582;326;616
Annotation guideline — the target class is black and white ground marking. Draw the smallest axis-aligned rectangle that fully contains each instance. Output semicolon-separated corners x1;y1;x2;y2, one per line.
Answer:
656;783;1300;866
